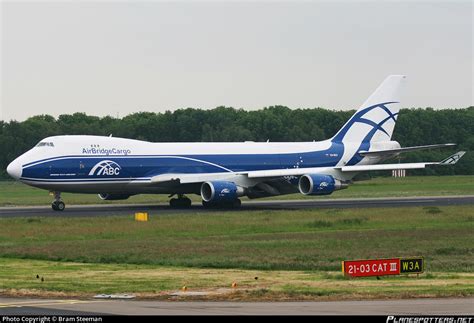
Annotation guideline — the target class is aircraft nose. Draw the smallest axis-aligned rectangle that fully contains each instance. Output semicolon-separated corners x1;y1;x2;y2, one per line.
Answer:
7;159;22;180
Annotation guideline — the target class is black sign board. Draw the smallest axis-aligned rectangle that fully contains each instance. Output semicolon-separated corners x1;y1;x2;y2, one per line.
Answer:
400;257;424;274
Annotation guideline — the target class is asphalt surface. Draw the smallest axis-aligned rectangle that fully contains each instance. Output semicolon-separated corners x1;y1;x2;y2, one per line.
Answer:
0;298;472;315
0;196;473;218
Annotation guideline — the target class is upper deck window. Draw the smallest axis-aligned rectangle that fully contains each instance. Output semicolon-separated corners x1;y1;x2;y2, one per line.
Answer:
36;142;54;147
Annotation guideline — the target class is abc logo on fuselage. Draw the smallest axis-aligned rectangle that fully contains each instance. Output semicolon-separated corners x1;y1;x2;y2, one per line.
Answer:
88;160;121;176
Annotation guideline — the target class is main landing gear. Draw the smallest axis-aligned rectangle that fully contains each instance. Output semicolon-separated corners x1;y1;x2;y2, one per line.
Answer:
169;194;192;208
51;191;65;211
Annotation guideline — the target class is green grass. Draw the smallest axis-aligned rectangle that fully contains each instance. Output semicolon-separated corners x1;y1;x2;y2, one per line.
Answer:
0;206;472;272
0;175;473;206
0;205;473;299
0;258;472;299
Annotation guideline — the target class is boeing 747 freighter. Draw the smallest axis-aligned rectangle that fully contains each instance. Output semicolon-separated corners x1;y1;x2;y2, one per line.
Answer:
7;75;465;210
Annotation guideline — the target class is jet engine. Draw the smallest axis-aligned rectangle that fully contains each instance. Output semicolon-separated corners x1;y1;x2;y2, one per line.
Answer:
298;174;348;196
98;193;132;200
200;181;245;203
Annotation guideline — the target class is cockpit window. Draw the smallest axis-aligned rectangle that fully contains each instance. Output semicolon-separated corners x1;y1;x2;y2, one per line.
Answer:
36;142;54;147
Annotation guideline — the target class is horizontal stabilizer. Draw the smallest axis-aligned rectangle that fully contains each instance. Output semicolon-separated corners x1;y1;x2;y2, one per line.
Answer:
359;143;456;157
439;151;466;165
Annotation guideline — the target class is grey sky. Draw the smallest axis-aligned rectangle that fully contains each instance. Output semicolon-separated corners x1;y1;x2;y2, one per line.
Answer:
1;1;472;121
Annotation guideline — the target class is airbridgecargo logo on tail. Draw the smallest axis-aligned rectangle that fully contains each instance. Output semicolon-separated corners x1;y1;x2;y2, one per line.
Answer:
88;160;121;176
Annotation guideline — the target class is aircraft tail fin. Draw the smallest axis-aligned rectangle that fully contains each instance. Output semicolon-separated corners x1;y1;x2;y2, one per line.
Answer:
331;75;407;144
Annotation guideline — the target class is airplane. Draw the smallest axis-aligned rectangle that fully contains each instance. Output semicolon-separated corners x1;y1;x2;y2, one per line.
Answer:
6;75;466;211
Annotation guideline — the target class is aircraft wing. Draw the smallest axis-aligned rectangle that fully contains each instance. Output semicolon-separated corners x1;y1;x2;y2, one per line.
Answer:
340;162;435;172
247;151;466;176
150;151;466;184
340;151;466;172
359;143;456;157
246;167;326;178
150;172;247;184
151;167;339;183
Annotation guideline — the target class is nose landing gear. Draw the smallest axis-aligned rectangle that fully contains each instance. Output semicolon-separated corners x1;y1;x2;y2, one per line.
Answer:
51;191;65;211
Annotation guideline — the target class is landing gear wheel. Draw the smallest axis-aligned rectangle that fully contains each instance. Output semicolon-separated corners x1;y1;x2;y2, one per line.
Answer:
169;198;176;207
52;201;65;211
202;200;214;208
223;199;241;208
51;191;65;211
169;196;192;208
232;199;242;208
182;198;192;208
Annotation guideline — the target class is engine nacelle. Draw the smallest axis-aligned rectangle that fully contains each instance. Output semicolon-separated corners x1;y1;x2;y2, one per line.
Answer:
98;193;132;201
298;174;348;196
201;181;245;203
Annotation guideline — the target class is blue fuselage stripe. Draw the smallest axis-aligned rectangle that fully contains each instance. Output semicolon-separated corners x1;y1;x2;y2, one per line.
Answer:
21;144;345;182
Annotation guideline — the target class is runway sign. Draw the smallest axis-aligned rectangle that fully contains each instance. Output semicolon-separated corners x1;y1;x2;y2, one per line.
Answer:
342;258;400;277
400;257;424;274
343;257;425;277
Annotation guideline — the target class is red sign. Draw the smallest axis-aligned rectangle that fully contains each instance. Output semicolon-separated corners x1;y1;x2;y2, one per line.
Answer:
343;258;400;277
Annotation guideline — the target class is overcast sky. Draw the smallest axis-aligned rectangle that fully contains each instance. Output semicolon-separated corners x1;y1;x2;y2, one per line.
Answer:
1;0;472;121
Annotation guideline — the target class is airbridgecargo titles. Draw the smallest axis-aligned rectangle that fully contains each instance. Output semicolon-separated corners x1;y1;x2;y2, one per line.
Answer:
7;75;465;211
82;147;132;156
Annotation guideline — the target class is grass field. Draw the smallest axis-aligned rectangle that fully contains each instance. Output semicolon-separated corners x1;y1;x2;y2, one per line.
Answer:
0;205;472;299
1;258;472;300
0;175;473;206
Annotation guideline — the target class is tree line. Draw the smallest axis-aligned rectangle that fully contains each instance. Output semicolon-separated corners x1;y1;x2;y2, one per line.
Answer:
1;106;472;178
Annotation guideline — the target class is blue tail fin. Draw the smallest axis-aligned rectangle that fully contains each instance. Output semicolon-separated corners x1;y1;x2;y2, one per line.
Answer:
332;75;406;144
331;75;407;165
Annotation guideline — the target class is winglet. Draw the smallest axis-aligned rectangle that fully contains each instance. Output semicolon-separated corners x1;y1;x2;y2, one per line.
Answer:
439;151;466;165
